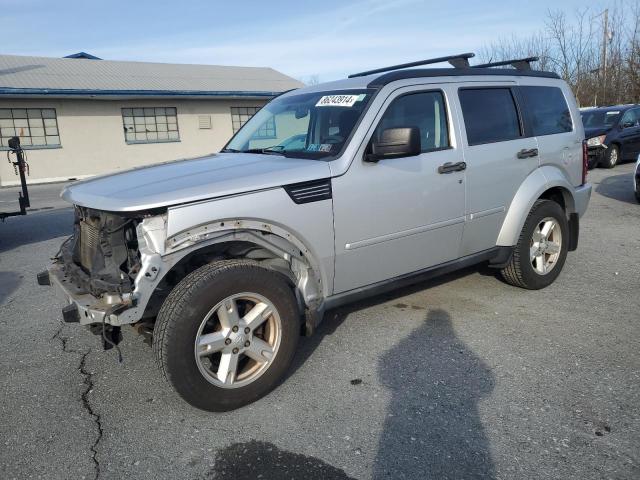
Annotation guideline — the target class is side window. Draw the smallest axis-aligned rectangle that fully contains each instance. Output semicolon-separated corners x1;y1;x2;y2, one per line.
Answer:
621;109;638;127
459;88;521;145
374;91;449;152
520;86;573;135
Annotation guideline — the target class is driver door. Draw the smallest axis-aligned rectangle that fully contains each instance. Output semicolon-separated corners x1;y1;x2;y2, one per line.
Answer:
331;86;466;294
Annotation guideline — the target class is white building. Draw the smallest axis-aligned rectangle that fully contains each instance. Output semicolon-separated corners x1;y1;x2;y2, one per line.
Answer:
0;53;303;186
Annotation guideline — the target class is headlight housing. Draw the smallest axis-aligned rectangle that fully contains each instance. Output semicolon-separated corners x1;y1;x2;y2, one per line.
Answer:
586;135;607;147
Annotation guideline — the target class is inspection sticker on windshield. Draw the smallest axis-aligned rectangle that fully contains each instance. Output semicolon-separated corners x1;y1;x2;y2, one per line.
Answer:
316;94;361;107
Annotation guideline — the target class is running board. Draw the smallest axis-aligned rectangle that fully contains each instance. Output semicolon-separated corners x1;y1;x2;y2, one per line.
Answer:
321;247;508;313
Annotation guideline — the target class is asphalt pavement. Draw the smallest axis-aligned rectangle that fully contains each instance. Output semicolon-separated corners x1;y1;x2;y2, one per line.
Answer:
0;181;72;215
0;165;638;479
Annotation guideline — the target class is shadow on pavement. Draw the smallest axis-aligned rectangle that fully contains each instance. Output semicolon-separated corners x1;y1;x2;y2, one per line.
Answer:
0;271;22;306
595;172;637;205
205;440;356;479
373;309;495;479
290;266;483;379
0;208;73;254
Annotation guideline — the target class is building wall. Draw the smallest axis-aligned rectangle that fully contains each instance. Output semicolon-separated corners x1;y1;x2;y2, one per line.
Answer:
0;97;268;186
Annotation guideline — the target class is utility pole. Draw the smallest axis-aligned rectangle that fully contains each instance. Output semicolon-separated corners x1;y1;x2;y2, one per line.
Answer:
597;9;610;106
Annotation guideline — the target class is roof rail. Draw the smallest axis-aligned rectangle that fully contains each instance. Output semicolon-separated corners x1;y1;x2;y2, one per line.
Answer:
472;56;539;71
348;52;475;78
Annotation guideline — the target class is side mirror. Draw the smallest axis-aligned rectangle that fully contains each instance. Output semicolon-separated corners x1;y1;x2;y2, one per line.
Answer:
365;127;421;162
623;121;635;129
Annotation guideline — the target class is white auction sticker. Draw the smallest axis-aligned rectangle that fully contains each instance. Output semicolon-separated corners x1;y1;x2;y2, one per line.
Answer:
315;95;360;107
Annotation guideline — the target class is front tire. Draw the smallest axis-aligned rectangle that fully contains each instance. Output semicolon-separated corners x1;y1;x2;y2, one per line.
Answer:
501;199;568;290
603;144;619;169
153;260;300;411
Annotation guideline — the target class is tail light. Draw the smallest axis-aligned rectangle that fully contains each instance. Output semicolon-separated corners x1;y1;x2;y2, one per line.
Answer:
581;140;588;185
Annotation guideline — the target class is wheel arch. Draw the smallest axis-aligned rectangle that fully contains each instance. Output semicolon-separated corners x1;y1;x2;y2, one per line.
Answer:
141;220;327;323
496;166;578;247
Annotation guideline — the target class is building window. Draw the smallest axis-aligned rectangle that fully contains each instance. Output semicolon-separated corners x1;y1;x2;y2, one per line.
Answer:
0;108;61;149
230;106;276;138
122;107;179;144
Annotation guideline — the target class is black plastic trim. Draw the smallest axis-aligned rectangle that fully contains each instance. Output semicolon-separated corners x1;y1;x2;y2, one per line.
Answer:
284;178;332;204
322;247;502;311
488;246;514;269
62;304;80;323
367;68;560;88
349;53;475;78
568;213;579;251
37;270;51;286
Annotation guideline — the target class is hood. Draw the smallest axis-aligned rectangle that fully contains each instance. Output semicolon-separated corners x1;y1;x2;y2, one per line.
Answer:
62;153;331;212
584;126;612;139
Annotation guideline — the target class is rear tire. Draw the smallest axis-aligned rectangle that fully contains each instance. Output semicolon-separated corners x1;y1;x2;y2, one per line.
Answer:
603;144;619;169
153;259;300;411
501;199;568;290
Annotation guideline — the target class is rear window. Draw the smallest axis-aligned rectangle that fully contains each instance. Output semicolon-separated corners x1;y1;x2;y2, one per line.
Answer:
520;86;573;135
459;88;521;145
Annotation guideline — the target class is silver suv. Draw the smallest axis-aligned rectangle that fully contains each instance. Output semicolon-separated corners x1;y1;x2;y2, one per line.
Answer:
39;53;592;411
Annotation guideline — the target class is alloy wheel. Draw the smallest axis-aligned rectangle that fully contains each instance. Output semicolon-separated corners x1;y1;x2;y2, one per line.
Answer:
529;217;562;275
194;292;282;389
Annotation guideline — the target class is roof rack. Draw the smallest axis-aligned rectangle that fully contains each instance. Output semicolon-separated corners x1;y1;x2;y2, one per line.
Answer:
472;56;539;71
348;52;475;78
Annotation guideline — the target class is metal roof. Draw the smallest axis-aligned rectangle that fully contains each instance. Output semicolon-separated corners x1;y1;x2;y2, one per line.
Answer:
0;54;304;99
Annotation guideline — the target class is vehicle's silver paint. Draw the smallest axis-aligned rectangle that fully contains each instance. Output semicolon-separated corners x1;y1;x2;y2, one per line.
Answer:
61;152;330;212
451;80;541;256
331;83;465;293
496;165;591;247
53;71;592;327
166;188;334;298
518;76;585;187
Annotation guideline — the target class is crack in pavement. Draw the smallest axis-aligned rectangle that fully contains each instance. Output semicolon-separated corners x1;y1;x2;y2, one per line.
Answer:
52;322;103;480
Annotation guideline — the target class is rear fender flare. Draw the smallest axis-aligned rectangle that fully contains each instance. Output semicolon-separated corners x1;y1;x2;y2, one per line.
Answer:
497;166;576;246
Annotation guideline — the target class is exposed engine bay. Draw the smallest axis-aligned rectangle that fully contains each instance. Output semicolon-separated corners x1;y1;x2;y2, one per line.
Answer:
57;207;143;297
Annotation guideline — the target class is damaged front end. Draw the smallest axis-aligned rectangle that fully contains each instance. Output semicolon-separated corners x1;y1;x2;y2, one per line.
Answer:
39;206;165;348
63;206;142;298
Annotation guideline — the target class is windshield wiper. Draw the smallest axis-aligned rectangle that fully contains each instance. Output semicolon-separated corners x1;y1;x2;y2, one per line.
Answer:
220;148;241;153
242;148;285;156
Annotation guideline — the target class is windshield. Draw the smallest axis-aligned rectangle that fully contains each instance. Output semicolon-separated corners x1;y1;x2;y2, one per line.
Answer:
581;109;621;129
224;89;374;159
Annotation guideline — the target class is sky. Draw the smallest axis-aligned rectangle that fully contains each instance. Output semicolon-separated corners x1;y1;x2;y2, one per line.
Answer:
0;0;607;82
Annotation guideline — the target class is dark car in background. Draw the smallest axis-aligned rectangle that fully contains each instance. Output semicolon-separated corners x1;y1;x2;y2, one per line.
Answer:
581;104;640;169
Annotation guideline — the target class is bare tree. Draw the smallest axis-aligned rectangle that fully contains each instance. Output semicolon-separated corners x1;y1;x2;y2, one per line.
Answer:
478;0;640;106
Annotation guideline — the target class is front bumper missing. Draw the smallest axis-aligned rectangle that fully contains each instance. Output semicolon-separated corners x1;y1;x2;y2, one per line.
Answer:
42;262;133;326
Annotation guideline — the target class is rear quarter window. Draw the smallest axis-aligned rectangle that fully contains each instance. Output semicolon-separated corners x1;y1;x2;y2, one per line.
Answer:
458;88;522;145
520;86;573;136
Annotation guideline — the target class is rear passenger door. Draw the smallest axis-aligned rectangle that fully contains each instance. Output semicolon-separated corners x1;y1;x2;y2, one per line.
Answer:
455;85;539;256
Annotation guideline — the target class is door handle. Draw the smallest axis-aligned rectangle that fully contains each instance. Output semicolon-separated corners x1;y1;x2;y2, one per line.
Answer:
517;148;539;159
438;161;467;174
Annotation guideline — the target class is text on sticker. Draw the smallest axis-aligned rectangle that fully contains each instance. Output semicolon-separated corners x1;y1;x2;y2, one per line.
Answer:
316;95;360;107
